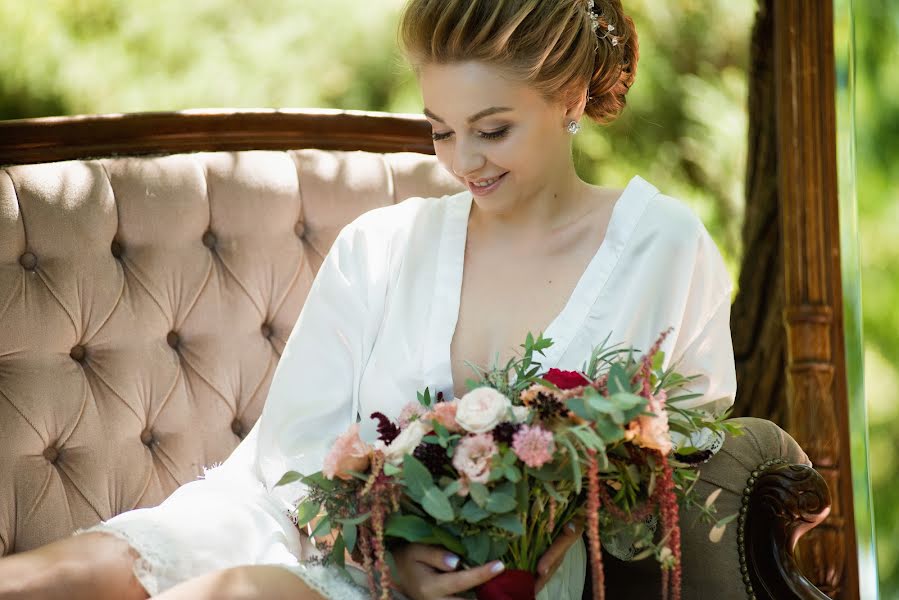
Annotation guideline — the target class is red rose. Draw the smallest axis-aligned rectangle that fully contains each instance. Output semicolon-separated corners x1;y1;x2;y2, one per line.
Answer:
542;368;590;390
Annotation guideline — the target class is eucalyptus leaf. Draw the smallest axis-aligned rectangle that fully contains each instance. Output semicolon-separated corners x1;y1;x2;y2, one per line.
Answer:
310;516;332;539
486;492;518;513
462;532;491;565
344;522;357;553
332;532;346;569
295;500;320;528
384;514;433;541
335;512;371;526
469;482;490;507
403;454;434;501
493;512;524;535
275;470;304;487
422;487;455;522
560;436;582;493
607;364;631;394
461;500;491;523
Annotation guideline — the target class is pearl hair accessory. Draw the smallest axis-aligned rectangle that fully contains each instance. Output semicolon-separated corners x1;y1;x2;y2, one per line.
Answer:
585;0;620;47
567;120;582;135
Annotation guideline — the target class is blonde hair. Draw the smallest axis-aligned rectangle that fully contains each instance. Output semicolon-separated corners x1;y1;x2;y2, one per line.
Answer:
398;0;639;124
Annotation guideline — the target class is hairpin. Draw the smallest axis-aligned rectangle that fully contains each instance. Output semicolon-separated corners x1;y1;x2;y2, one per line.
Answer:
585;0;620;47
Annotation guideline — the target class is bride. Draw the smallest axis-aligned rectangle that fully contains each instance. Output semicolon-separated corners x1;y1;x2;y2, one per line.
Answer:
0;1;736;598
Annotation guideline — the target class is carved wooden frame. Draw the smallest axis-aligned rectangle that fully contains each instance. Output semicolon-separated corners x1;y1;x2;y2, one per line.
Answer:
774;2;858;597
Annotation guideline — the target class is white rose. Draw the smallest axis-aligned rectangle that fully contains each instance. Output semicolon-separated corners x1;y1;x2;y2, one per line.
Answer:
511;405;531;424
378;420;430;465
456;387;512;433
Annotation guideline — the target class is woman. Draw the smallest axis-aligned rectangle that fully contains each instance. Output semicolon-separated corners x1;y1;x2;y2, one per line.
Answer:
0;1;736;598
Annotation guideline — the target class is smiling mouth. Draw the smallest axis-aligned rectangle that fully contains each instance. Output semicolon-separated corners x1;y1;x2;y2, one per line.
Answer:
471;174;504;187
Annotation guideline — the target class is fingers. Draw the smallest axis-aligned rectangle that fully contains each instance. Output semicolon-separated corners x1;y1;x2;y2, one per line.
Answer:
400;543;462;572
535;520;584;592
428;560;505;598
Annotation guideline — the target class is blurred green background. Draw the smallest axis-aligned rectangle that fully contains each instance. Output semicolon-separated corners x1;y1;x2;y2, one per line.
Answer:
1;0;895;595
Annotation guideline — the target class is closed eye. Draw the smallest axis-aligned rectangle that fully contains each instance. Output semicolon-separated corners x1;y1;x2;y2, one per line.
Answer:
431;127;511;142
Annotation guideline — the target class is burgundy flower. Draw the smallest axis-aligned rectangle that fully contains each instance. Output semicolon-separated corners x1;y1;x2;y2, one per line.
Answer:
370;412;400;444
543;368;590;390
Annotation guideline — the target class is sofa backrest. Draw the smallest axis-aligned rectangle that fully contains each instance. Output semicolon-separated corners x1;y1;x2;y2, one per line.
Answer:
0;144;462;554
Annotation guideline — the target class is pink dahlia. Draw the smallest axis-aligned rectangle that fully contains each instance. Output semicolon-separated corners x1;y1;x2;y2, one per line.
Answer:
452;433;498;484
323;423;371;480
511;424;556;468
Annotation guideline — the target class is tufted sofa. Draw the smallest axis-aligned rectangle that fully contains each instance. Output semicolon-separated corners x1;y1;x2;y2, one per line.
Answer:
0;110;831;599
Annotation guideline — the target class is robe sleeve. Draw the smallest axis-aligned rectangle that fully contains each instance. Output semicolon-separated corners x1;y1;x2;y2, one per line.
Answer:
668;289;737;414
666;224;737;415
83;217;386;596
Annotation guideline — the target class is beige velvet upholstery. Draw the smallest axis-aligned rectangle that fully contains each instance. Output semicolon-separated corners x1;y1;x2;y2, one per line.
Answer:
0;149;462;555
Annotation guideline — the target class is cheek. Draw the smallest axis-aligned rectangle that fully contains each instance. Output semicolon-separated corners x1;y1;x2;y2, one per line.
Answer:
433;145;455;175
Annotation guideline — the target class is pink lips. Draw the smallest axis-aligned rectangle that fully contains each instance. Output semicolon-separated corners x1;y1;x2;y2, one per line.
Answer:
467;172;508;197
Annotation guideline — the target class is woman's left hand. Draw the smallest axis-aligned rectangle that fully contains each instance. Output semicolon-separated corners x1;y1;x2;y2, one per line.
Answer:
535;519;585;593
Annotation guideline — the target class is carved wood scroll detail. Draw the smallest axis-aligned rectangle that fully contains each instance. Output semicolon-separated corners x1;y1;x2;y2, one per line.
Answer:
745;463;833;600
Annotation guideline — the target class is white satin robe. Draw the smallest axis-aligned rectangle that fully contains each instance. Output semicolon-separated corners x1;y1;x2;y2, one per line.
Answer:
86;175;737;599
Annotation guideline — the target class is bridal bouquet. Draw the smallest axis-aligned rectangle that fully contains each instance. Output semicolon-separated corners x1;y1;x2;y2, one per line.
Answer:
278;329;738;600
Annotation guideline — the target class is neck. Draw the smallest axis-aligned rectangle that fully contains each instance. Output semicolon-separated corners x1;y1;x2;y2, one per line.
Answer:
468;161;593;240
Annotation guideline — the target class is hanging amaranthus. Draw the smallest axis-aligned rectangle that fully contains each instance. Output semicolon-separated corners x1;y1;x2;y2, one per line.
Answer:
586;449;605;600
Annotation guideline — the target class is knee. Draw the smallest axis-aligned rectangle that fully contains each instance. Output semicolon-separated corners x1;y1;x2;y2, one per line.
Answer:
0;531;147;600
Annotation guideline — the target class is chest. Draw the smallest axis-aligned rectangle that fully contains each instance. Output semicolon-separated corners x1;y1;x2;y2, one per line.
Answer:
449;215;612;398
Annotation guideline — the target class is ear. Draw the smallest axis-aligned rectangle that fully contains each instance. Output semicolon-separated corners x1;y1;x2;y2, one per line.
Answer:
563;86;590;123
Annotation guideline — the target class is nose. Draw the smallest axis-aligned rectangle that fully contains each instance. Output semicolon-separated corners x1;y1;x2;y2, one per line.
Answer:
451;138;486;180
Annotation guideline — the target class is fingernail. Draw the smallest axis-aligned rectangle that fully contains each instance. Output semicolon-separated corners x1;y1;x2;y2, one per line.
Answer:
491;561;505;574
444;554;460;569
567;522;577;533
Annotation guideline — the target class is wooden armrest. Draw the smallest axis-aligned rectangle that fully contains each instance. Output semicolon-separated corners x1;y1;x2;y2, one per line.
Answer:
742;461;832;599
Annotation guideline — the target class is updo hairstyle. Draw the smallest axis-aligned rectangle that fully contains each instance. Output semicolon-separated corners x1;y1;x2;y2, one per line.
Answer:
398;0;639;124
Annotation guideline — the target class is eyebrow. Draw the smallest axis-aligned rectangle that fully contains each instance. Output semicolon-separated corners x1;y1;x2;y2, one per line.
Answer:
423;106;514;124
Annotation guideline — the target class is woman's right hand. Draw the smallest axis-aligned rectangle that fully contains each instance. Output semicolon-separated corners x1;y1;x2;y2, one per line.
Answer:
392;543;504;600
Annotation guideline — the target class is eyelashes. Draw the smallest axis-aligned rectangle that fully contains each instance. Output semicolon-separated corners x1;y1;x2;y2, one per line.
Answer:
431;127;511;142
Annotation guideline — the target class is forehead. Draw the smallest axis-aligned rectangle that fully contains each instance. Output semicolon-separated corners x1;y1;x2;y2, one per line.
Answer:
419;61;549;120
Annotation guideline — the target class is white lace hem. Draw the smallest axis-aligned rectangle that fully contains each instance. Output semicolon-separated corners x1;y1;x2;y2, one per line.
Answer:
76;522;176;596
281;563;371;600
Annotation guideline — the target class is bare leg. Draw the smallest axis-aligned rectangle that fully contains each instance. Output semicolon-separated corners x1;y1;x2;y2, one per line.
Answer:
154;565;326;600
0;532;148;600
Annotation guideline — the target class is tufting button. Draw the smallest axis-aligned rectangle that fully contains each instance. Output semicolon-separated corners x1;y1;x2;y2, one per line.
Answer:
70;345;86;362
110;239;124;259
140;429;154;446
231;419;243;437
167;331;180;349
43;447;59;463
294;221;306;238
261;323;273;339
19;252;37;270
202;230;217;249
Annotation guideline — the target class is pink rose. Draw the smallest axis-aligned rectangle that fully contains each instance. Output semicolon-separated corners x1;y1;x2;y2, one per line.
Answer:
323;423;371;480
428;400;461;432
452;433;498;484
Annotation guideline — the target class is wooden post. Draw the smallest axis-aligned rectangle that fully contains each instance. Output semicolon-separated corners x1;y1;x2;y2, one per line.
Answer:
774;2;859;598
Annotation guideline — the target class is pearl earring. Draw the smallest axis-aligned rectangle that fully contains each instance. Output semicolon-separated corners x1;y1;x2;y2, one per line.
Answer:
567;120;581;135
